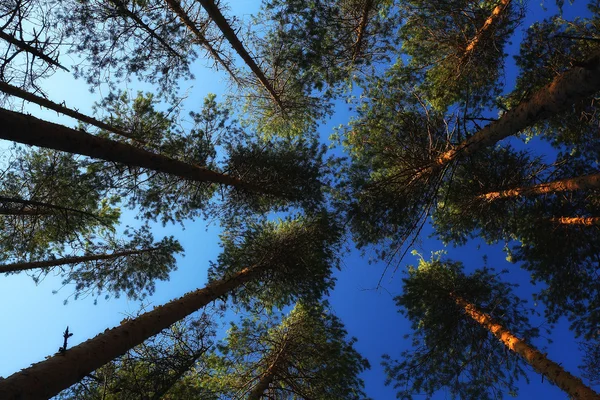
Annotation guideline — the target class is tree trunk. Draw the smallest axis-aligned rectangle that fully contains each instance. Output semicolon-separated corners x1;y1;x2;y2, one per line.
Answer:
164;0;241;85
109;0;184;61
478;173;600;201
453;295;600;400
0;82;139;143
0;265;264;399
0;248;157;274
149;352;202;400
352;0;374;62
247;335;289;400
550;216;600;226
196;0;285;111
0;196;110;227
0;108;260;192
463;0;511;56
0;29;69;72
435;51;600;167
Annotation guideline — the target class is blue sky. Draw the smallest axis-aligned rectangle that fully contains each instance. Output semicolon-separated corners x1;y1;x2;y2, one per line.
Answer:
0;1;596;399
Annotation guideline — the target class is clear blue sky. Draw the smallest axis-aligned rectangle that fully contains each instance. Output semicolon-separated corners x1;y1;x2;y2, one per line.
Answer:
0;1;596;399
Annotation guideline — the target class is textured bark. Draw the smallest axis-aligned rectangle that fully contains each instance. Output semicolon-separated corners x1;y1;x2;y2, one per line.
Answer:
454;295;600;400
0;196;109;225
0;265;263;399
247;336;289;400
551;216;600;226
0;82;138;142
0;248;156;274
109;0;184;60
0;29;69;72
352;0;374;62
0;108;259;192
478;173;600;201
164;0;241;84
463;0;511;56
196;0;284;111
435;51;600;167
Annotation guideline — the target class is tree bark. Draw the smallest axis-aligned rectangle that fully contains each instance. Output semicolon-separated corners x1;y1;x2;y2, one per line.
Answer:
463;0;511;56
164;0;241;85
196;0;285;111
109;0;184;61
247;335;289;400
0;265;263;399
352;0;374;62
0;29;69;72
453;295;600;400
0;248;157;274
435;51;600;167
0;107;260;192
0;82;139;143
478;173;600;201
550;216;600;226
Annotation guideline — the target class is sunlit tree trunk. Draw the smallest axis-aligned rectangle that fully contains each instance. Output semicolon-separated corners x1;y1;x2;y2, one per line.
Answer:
0;82;138;142
478;173;600;201
196;0;285;111
0;265;264;399
247;338;289;400
0;30;69;71
551;216;600;226
453;295;600;400
352;0;374;62
0;107;260;192
109;0;183;60
463;0;512;56
0;248;157;274
164;0;241;84
435;51;600;167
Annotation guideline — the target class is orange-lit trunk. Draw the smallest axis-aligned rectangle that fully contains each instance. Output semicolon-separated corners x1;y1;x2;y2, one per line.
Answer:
434;51;600;168
164;0;241;85
453;295;600;400
478;173;600;201
551;216;600;226
352;0;374;62
196;0;285;111
247;334;289;400
464;0;511;55
0;265;264;399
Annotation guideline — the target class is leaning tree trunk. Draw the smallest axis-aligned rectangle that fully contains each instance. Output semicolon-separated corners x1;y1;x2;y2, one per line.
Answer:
247;335;289;400
196;0;285;111
453;295;600;400
150;351;204;400
0;265;265;399
0;108;259;192
463;0;511;56
0;29;69;72
164;0;241;85
551;216;600;226
0;82;139;143
435;50;600;167
478;173;600;202
0;196;110;226
0;248;157;274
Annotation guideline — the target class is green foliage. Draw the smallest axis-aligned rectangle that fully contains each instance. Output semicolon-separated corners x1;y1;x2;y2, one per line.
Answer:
384;256;539;399
56;312;216;399
205;303;370;399
208;213;342;311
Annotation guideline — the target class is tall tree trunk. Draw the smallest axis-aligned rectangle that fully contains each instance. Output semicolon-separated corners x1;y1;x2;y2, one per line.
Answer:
0;265;264;399
463;0;511;56
0;108;260;192
196;0;285;111
247;335;289;400
435;51;600;167
0;248;157;274
352;0;374;62
109;0;184;61
0;196;111;227
453;295;600;400
551;216;600;226
0;82;139;143
164;0;241;85
478;173;600;201
0;30;69;72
